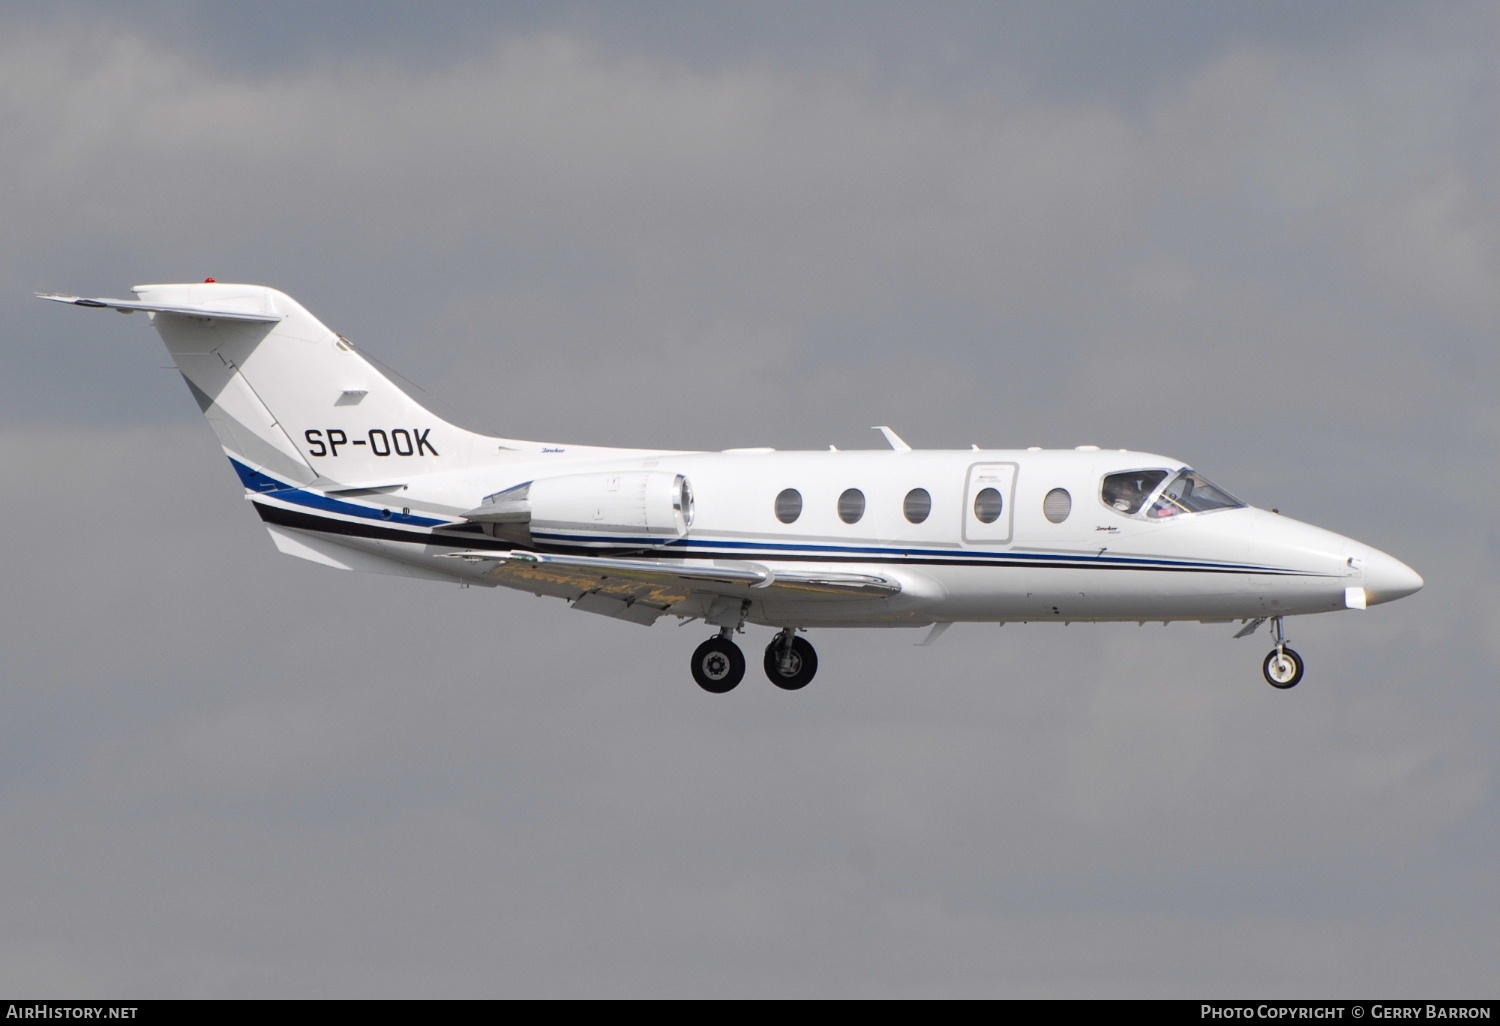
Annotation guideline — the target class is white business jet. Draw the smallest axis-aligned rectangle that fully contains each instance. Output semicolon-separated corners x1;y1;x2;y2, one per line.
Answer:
41;282;1422;693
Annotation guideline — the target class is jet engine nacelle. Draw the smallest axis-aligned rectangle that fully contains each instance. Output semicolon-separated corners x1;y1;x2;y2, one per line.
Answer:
467;471;694;545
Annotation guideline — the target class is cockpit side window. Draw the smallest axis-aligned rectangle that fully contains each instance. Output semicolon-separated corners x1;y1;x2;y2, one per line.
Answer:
1101;470;1168;515
1146;470;1244;519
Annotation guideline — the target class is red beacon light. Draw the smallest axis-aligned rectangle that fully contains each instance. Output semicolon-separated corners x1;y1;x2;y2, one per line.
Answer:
204;277;216;283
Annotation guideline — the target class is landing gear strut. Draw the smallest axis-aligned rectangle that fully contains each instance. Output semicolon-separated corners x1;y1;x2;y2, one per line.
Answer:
691;630;745;693
763;629;818;690
1261;616;1304;689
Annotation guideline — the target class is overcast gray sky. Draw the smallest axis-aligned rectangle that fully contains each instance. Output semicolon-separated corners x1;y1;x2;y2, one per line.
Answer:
1;0;1495;998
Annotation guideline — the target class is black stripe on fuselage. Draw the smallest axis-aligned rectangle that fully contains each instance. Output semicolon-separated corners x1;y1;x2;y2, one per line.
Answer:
256;502;509;546
252;502;1318;577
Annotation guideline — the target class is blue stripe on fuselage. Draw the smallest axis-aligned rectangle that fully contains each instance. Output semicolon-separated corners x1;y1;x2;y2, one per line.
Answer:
230;460;284;494
527;529;1284;574
229;458;449;527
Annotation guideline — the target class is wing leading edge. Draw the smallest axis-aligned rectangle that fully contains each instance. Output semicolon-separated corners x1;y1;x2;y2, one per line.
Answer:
440;549;902;625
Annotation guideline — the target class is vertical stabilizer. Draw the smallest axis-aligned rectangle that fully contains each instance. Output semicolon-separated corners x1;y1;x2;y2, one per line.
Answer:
132;283;496;491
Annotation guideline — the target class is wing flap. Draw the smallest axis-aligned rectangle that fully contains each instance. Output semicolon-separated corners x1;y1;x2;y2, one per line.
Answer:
439;550;903;599
441;550;766;585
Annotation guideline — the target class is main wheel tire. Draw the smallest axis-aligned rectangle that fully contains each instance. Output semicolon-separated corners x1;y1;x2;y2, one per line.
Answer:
763;635;818;690
1262;647;1305;689
691;637;745;693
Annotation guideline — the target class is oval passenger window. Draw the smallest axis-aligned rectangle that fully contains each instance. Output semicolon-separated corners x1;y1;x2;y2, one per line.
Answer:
775;488;802;524
974;487;1003;524
838;488;865;524
903;487;931;524
1043;487;1071;524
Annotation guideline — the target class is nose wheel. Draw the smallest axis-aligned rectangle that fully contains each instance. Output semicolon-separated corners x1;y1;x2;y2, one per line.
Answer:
763;630;818;690
1262;647;1304;688
691;635;745;693
1260;616;1305;688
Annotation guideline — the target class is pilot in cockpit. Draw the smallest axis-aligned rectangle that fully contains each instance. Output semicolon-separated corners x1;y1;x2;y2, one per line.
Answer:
1102;470;1173;516
1108;478;1140;512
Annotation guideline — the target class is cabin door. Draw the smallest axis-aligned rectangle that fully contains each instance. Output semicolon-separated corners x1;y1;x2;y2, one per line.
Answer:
962;462;1018;546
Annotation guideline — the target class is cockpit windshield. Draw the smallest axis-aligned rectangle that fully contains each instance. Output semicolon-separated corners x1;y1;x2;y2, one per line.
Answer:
1101;469;1245;519
1145;470;1244;519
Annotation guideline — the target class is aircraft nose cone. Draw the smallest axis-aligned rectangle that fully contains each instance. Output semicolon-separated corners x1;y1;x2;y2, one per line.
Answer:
1363;548;1423;605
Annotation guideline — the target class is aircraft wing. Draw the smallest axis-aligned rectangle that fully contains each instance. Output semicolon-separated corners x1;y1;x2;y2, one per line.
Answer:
439;549;901;625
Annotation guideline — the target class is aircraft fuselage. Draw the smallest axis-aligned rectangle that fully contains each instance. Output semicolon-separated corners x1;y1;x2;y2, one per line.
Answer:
43;282;1423;692
246;443;1415;628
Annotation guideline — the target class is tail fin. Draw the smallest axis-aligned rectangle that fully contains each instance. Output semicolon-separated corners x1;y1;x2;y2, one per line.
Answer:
79;283;498;492
42;283;651;585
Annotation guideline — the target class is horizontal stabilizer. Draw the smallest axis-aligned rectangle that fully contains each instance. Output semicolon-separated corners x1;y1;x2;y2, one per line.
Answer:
36;293;283;323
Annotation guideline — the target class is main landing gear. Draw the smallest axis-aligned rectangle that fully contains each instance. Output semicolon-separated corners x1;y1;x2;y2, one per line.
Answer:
764;629;818;691
1260;616;1305;689
690;628;818;693
690;632;746;693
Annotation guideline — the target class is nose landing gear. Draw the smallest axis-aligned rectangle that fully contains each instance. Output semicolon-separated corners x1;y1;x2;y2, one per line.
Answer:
1263;648;1304;688
1261;616;1304;689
